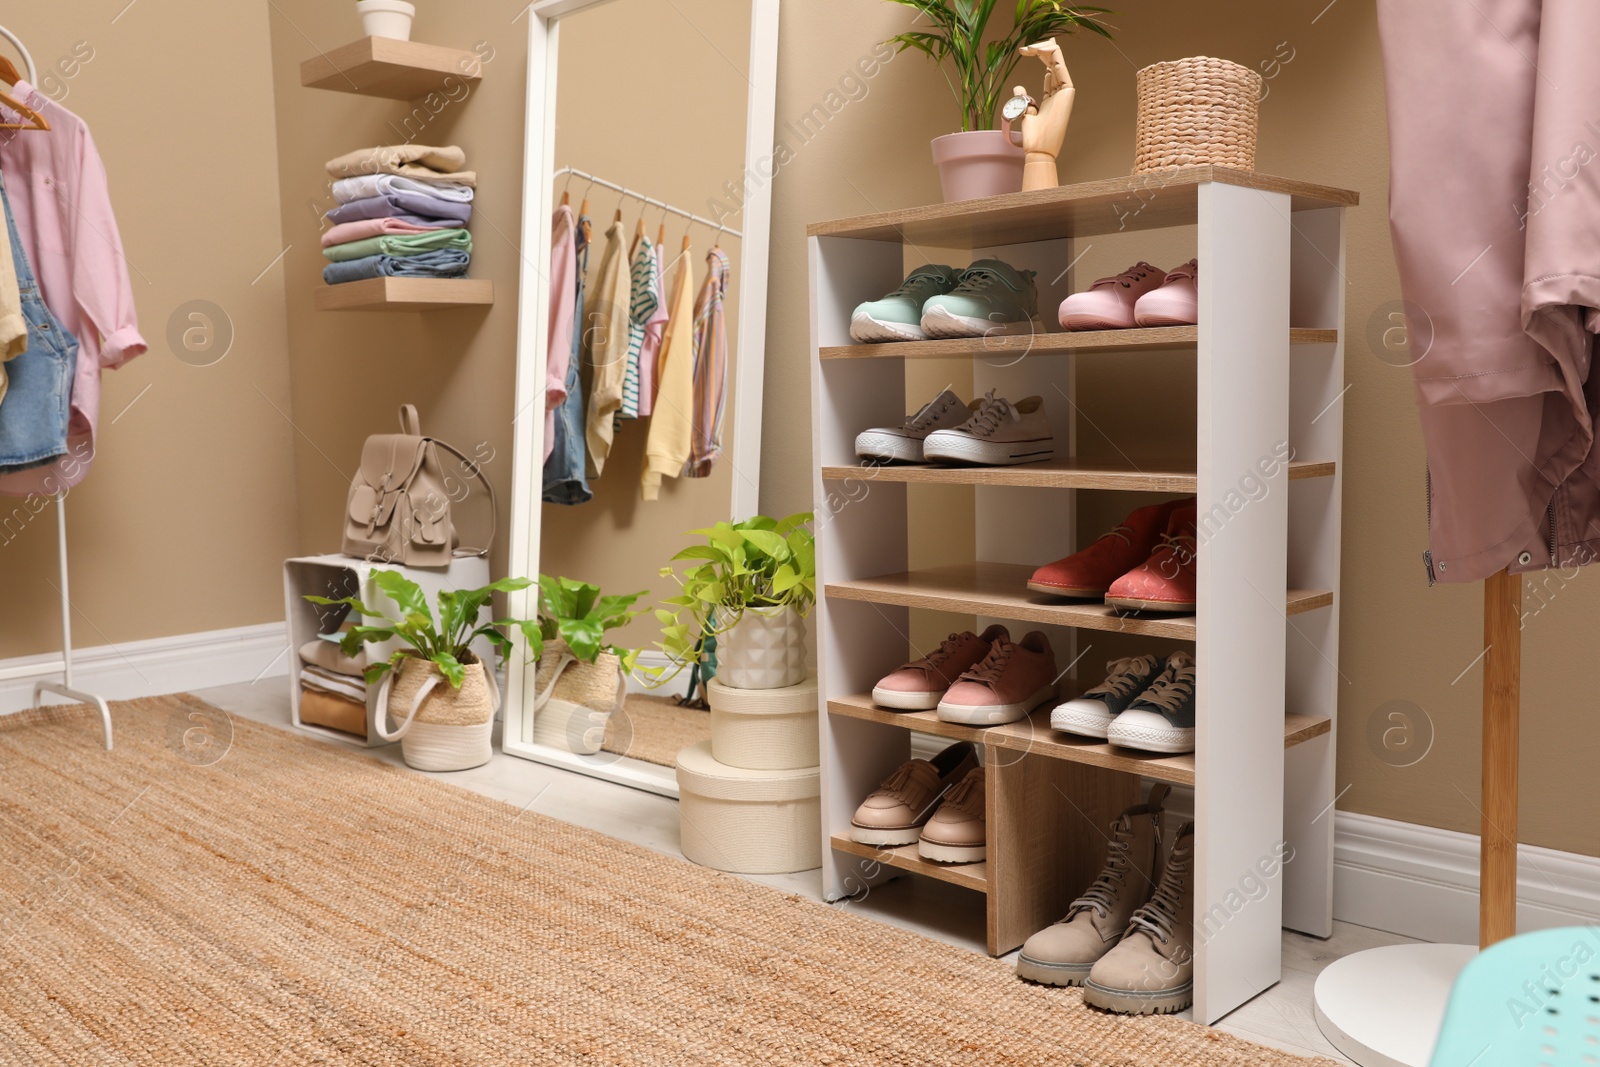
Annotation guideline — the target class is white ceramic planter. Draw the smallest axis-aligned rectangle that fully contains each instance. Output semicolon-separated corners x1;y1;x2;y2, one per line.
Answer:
357;0;416;41
930;129;1025;202
716;605;807;690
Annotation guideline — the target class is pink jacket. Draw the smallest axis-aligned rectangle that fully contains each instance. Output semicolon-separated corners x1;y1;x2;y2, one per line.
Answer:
0;81;146;497
1378;0;1600;583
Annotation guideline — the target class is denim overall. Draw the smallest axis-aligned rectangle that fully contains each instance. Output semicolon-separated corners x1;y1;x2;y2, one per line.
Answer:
542;214;593;505
0;168;79;472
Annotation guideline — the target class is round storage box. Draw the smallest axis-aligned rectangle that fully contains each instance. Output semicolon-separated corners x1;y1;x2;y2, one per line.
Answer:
675;741;820;875
707;672;818;770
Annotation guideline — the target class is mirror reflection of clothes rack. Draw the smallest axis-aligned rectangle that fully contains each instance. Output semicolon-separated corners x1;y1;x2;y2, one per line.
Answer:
546;165;737;507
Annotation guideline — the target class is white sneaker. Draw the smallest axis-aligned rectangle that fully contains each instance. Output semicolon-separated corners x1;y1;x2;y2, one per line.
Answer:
855;389;981;464
922;391;1054;466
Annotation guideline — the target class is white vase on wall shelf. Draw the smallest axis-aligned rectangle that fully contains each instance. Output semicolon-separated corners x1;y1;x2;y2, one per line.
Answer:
716;605;808;691
357;0;416;41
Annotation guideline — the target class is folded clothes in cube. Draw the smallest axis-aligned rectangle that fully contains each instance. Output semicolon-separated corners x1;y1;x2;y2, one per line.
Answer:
298;637;368;675
322;249;471;285
323;228;472;262
332;173;475;204
299;686;368;738
302;665;368;704
326;192;471;225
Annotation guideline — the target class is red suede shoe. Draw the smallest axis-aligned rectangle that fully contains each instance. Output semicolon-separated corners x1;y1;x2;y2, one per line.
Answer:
1027;499;1190;599
1104;501;1198;613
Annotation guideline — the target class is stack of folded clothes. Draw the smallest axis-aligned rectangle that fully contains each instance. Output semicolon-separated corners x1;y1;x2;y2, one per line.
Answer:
297;634;371;738
321;144;477;285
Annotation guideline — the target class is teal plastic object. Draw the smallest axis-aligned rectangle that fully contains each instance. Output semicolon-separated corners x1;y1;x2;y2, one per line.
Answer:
1430;926;1600;1067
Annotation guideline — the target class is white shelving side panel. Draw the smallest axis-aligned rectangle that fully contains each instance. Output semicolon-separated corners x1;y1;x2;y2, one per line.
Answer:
810;234;916;902
1192;182;1293;1024
1283;206;1347;939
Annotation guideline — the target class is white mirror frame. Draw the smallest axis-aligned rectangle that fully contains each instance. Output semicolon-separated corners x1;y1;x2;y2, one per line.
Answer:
501;0;780;795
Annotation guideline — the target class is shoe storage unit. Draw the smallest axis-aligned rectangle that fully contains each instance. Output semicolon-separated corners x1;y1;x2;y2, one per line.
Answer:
807;167;1354;1024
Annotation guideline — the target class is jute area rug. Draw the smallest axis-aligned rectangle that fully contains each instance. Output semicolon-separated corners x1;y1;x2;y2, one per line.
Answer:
0;695;1336;1066
601;693;710;767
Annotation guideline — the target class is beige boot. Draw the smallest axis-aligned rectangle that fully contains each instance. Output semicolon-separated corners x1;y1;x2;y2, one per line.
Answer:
1015;784;1169;986
1082;821;1194;1015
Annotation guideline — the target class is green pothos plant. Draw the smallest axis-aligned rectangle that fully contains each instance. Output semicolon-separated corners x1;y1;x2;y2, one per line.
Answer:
650;513;816;681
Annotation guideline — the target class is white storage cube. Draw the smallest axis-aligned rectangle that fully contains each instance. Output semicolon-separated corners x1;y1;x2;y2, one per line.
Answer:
282;553;493;747
675;741;820;874
707;672;819;770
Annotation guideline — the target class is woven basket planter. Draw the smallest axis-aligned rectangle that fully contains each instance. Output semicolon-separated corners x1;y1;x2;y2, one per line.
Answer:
675;741;820;874
531;642;625;755
1133;56;1262;173
707;672;818;771
379;654;498;772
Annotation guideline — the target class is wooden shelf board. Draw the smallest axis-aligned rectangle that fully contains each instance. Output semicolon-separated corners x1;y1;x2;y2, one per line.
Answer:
829;834;989;892
827;695;1333;787
820;457;1335;492
819;327;1338;361
806;167;1359;245
823;563;1332;640
313;277;493;312
301;37;483;100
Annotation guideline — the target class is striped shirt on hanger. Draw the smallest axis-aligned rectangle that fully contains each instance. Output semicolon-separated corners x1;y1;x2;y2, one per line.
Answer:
615;236;657;425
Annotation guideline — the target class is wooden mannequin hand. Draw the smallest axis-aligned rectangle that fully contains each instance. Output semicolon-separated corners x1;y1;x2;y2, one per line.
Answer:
1019;83;1075;157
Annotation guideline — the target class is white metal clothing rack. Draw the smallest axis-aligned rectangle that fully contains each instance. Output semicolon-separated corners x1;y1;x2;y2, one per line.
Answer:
0;26;113;750
552;166;744;238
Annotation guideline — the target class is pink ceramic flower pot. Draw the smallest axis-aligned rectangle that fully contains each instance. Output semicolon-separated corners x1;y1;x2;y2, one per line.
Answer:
931;130;1025;202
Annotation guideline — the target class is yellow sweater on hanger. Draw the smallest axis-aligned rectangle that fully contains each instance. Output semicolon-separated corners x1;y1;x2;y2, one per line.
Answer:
642;244;695;501
584;219;631;477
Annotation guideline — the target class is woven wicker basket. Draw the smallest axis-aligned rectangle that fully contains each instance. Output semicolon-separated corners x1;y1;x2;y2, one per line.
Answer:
1133;56;1262;173
531;642;624;755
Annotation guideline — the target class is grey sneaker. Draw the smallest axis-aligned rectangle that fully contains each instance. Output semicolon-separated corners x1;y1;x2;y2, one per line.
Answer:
855;389;981;464
1016;785;1170;986
850;264;961;342
1106;651;1196;754
1051;654;1164;739
1083;821;1195;1015
920;259;1039;339
922;390;1054;466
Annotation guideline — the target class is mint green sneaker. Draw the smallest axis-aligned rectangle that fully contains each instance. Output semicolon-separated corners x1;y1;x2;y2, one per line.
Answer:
850;264;961;343
920;259;1039;339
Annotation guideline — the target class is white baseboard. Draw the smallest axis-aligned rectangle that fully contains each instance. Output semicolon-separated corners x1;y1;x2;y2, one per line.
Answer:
1333;810;1600;943
0;622;289;714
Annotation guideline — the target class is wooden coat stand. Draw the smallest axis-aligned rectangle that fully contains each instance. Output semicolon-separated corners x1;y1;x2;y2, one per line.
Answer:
1312;568;1524;1066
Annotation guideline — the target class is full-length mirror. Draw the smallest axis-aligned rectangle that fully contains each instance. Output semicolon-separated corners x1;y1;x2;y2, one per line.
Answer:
504;0;778;794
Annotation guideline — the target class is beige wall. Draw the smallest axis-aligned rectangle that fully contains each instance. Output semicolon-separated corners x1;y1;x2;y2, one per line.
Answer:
0;3;299;658
8;1;1593;858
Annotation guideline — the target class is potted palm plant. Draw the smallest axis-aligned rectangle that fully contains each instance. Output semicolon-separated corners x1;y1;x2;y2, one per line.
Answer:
884;0;1114;201
307;570;538;772
654;513;816;691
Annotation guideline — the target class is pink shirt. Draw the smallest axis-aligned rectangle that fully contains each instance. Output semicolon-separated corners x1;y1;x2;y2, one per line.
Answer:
544;204;576;462
0;81;146;497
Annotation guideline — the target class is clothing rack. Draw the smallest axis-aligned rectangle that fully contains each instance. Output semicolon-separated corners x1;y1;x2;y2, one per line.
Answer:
553;166;743;239
0;25;113;751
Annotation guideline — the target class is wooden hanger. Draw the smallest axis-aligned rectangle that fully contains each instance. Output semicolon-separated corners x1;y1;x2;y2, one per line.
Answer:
0;59;47;132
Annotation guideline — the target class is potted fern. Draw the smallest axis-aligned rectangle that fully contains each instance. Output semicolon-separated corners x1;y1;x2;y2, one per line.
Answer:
526;576;645;756
307;570;538;772
654;513;816;691
884;0;1113;201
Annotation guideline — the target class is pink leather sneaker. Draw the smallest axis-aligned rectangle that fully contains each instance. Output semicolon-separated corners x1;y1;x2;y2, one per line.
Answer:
1105;501;1198;613
1057;262;1166;330
936;630;1057;725
871;625;1005;710
1028;499;1191;599
1132;260;1198;327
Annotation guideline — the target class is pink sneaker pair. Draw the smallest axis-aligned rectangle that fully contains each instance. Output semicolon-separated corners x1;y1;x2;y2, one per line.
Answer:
872;624;1058;726
1058;260;1197;331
